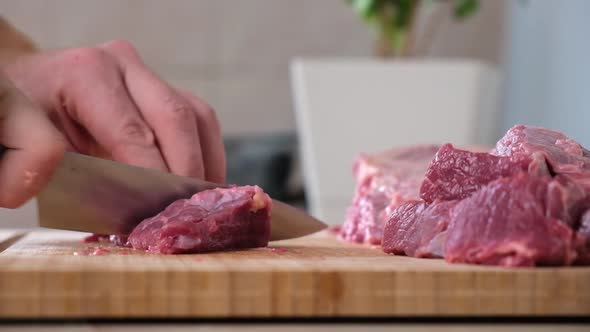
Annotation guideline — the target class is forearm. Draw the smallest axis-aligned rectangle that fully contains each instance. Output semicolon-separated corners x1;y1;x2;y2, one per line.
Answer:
0;17;38;67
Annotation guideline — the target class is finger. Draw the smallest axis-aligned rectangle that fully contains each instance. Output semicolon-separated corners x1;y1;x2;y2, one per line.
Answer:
0;75;66;208
100;40;205;178
177;89;226;183
60;47;168;171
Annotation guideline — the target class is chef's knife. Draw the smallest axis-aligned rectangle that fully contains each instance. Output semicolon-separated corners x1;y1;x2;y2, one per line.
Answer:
0;146;327;241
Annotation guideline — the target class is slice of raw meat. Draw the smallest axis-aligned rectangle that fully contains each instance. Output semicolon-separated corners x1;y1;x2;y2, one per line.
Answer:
128;186;271;254
419;144;548;203
445;174;581;267
493;125;590;174
340;145;440;244
382;199;458;258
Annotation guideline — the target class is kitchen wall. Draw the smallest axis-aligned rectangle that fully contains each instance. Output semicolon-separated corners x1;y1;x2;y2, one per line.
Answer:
2;0;506;136
0;0;507;228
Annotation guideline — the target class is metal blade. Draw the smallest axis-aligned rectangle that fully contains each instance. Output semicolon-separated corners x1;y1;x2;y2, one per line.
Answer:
268;200;327;241
37;152;327;240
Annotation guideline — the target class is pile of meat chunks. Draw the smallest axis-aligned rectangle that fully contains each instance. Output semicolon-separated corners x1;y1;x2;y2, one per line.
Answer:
340;125;590;267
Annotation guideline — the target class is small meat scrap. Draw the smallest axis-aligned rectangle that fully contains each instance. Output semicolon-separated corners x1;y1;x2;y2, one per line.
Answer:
91;247;111;256
128;186;272;254
83;234;129;247
267;247;290;254
83;234;110;243
340;145;440;245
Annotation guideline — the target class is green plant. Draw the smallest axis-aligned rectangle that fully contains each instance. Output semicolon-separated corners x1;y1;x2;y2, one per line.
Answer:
346;0;479;57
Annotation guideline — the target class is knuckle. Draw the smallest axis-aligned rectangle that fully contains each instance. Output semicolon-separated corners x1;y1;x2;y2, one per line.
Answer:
162;94;196;122
198;104;221;133
118;120;156;147
102;39;139;58
169;102;195;122
65;47;109;67
59;48;116;91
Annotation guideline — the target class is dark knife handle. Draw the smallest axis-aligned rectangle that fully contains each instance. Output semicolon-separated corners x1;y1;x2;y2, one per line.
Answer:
0;144;5;158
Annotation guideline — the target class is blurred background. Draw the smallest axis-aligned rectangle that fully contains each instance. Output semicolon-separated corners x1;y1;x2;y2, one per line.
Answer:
0;0;589;227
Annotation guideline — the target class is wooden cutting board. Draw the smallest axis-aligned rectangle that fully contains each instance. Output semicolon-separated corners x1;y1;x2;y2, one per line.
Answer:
0;229;588;318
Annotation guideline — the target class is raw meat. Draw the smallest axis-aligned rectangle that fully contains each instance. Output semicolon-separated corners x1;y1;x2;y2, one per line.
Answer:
575;210;590;264
493;124;590;175
340;145;440;244
545;175;588;228
380;125;590;267
419;144;547;203
382;199;457;258
492;125;590;227
445;174;581;267
84;234;129;247
128;186;271;254
83;234;109;243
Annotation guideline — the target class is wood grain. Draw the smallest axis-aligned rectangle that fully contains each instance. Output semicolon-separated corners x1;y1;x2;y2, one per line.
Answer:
2;325;590;332
0;229;588;318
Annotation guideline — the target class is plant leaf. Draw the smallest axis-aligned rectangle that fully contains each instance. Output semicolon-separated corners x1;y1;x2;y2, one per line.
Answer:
394;0;414;29
346;0;380;20
453;0;479;20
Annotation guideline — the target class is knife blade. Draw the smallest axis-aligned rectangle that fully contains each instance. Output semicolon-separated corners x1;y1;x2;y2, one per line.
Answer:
0;145;326;240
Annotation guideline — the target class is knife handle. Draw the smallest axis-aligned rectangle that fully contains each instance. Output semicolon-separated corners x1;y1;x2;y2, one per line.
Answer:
0;144;5;157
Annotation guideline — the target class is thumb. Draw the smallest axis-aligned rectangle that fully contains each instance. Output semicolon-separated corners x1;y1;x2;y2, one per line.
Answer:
0;72;66;208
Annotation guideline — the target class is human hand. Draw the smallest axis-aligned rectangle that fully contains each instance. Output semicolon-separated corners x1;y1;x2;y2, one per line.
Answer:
0;71;66;208
4;40;226;183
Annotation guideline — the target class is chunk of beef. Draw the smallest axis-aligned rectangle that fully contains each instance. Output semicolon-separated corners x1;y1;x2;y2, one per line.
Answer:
340;145;440;244
128;186;271;254
382;199;457;258
419;144;548;203
493;125;590;174
493;125;590;227
445;174;581;267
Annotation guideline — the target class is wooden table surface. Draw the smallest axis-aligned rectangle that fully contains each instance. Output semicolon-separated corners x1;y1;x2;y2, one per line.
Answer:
0;229;589;319
0;324;587;332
